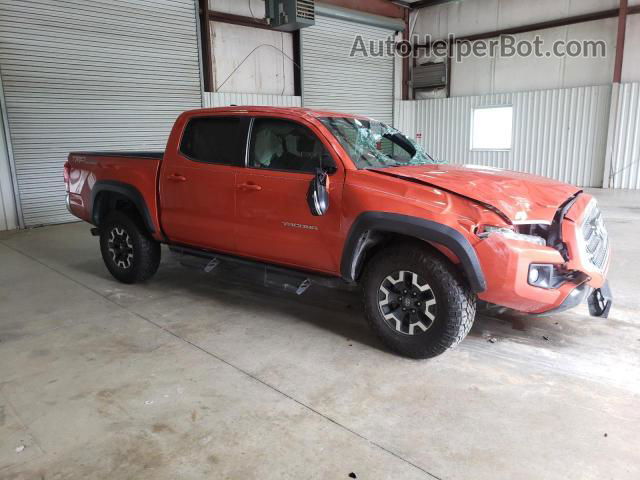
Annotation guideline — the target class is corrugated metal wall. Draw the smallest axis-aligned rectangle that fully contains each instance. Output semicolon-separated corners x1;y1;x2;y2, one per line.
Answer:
301;14;395;125
608;82;640;189
395;85;612;187
0;0;202;227
203;92;301;108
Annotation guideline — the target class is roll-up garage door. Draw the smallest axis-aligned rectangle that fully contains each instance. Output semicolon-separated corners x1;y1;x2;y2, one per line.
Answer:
301;8;397;126
0;0;202;227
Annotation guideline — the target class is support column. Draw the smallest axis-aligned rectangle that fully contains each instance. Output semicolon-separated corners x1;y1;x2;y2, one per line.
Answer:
603;0;628;188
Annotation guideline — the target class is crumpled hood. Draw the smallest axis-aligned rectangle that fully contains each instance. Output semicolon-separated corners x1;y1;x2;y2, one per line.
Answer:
370;164;581;224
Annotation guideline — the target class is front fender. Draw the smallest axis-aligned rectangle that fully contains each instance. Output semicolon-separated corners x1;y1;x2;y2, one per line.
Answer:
340;212;487;293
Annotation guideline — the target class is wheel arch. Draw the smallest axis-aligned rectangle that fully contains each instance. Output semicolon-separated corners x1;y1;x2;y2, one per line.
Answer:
91;181;156;234
340;212;487;293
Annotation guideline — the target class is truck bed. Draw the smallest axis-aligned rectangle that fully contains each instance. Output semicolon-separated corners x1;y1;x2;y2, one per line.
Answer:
66;151;164;238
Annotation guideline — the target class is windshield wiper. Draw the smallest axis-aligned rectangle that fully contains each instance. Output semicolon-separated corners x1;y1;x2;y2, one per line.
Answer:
383;132;417;158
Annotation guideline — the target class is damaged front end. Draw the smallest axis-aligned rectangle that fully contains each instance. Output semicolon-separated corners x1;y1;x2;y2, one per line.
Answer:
475;193;612;318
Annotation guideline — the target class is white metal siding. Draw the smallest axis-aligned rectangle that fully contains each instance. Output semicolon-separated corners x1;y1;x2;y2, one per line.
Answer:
0;0;202;226
395;85;611;187
204;92;301;108
608;82;640;189
301;14;395;125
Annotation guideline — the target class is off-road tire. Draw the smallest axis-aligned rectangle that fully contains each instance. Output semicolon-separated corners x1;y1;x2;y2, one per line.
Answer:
362;244;476;359
99;211;160;284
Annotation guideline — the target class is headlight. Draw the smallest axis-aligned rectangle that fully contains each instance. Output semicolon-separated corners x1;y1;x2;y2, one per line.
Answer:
477;225;546;246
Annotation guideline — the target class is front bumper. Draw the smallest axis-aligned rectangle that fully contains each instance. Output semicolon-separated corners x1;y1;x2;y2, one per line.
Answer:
475;194;611;316
530;280;613;318
475;235;578;314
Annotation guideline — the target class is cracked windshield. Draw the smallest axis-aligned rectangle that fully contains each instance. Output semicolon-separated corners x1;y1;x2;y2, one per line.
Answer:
320;117;444;169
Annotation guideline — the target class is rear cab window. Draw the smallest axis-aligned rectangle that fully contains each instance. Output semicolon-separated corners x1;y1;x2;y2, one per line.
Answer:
180;116;248;165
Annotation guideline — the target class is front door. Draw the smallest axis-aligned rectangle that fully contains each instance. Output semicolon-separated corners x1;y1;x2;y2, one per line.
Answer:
160;115;248;253
235;117;344;274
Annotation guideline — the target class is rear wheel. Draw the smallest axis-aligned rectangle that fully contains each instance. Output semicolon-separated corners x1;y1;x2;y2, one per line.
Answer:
99;211;160;284
362;244;476;359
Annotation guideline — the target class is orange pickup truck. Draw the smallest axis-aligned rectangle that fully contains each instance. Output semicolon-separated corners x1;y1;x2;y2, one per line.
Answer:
65;106;612;358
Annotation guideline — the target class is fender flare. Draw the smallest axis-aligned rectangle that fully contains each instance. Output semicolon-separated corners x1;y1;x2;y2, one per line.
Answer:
90;180;156;233
340;212;487;293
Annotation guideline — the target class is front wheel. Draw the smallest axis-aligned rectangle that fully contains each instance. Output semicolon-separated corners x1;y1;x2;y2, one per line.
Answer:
362;244;476;359
99;211;161;284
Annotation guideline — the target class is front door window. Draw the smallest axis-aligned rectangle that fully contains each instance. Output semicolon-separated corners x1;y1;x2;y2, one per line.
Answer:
249;118;333;173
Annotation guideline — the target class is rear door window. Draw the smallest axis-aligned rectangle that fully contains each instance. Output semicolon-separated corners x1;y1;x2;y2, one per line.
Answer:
180;117;246;165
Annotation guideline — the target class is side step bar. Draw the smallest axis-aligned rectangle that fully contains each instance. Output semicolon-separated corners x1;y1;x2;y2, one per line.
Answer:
169;245;354;295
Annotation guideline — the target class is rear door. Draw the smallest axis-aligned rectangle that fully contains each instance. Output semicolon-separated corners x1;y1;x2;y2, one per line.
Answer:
234;117;345;274
160;115;249;253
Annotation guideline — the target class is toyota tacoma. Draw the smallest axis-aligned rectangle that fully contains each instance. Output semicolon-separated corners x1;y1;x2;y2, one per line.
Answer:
64;107;612;358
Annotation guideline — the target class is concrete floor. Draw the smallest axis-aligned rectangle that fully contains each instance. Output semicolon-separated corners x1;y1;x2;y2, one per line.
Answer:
0;189;639;480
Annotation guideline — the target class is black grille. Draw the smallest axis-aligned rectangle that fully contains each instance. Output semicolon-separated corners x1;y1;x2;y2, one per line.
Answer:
296;0;315;20
581;202;609;271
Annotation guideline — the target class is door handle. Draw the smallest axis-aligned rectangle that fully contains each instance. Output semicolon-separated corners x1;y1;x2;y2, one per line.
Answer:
238;182;262;192
167;174;187;182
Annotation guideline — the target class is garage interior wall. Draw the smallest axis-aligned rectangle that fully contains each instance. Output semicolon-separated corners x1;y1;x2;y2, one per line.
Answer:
412;0;640;97
209;22;295;95
204;92;301;108
208;0;296;95
395;85;611;187
406;0;640;188
0;0;202;227
301;11;396;126
207;0;401;125
608;82;640;189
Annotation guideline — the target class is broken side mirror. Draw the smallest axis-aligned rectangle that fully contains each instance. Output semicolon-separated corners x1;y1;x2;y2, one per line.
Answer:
307;168;330;216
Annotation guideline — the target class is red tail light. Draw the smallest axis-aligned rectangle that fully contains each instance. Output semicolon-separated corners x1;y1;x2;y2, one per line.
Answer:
63;161;70;190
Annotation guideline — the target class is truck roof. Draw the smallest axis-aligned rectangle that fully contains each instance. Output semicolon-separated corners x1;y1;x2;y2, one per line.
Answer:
183;106;369;120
